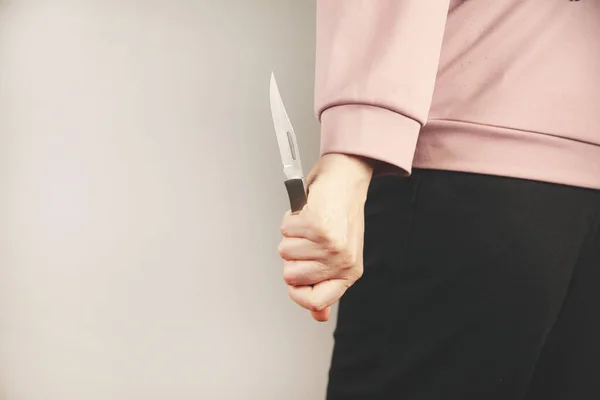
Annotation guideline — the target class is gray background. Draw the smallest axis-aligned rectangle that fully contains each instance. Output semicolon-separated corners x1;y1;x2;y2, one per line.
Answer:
0;1;333;399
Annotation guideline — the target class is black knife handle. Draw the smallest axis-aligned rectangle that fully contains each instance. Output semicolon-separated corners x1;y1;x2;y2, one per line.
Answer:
284;178;307;214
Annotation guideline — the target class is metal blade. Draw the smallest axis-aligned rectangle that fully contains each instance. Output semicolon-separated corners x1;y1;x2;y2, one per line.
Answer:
269;72;304;180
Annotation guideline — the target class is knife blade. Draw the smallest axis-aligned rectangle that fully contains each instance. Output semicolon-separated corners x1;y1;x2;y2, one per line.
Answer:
269;72;307;213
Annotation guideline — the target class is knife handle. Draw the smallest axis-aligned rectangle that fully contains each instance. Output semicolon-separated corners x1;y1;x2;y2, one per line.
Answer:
284;178;307;214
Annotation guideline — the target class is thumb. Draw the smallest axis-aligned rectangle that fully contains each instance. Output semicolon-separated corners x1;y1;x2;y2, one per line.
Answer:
311;307;331;322
288;279;349;321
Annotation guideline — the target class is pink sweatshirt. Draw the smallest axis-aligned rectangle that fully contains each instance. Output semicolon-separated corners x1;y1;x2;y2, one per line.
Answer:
314;0;600;190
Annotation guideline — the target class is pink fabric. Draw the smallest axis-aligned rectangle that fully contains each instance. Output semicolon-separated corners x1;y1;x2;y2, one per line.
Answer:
314;0;600;189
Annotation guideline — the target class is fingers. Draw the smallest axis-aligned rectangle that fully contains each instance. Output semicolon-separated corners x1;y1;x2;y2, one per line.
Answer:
288;279;350;314
278;237;329;261
280;209;328;244
283;260;334;286
278;191;364;323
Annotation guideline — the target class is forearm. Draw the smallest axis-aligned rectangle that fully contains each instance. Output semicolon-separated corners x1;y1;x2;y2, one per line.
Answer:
314;0;451;175
307;154;373;204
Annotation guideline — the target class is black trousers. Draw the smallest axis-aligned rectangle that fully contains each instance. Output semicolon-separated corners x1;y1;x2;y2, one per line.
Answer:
326;169;600;400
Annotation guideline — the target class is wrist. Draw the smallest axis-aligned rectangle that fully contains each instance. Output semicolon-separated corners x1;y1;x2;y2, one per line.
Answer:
324;151;372;174
309;154;373;199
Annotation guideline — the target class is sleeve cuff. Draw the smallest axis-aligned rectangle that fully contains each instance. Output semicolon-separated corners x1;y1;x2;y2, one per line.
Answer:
319;104;421;176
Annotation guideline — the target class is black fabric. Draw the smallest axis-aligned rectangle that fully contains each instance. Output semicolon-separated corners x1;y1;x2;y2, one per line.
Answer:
326;169;600;400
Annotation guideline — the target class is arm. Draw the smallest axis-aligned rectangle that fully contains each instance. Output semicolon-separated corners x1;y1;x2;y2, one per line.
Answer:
279;1;451;322
315;0;451;175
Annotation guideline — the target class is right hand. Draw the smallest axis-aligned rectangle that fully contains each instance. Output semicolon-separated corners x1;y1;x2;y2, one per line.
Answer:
278;154;373;321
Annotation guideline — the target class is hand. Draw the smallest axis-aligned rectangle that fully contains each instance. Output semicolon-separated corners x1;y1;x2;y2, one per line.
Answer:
278;154;373;322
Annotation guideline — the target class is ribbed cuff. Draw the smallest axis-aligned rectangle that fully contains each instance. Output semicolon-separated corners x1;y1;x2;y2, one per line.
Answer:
319;105;421;176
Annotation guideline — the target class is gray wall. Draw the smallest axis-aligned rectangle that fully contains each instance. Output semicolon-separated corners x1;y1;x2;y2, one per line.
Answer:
0;1;333;399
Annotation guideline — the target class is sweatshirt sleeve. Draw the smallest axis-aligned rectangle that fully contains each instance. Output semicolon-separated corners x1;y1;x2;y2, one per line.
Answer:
314;1;450;175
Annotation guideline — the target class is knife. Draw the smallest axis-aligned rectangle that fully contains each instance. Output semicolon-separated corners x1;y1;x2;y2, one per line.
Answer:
269;72;307;214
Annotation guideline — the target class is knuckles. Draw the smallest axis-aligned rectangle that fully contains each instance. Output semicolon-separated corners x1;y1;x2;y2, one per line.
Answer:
280;213;329;244
282;266;298;286
308;222;328;243
278;204;365;314
279;223;290;237
277;240;290;260
302;297;326;312
306;302;326;312
337;251;358;270
349;265;364;282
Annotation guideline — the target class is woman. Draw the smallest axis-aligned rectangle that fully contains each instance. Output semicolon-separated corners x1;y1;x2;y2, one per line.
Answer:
277;1;600;399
